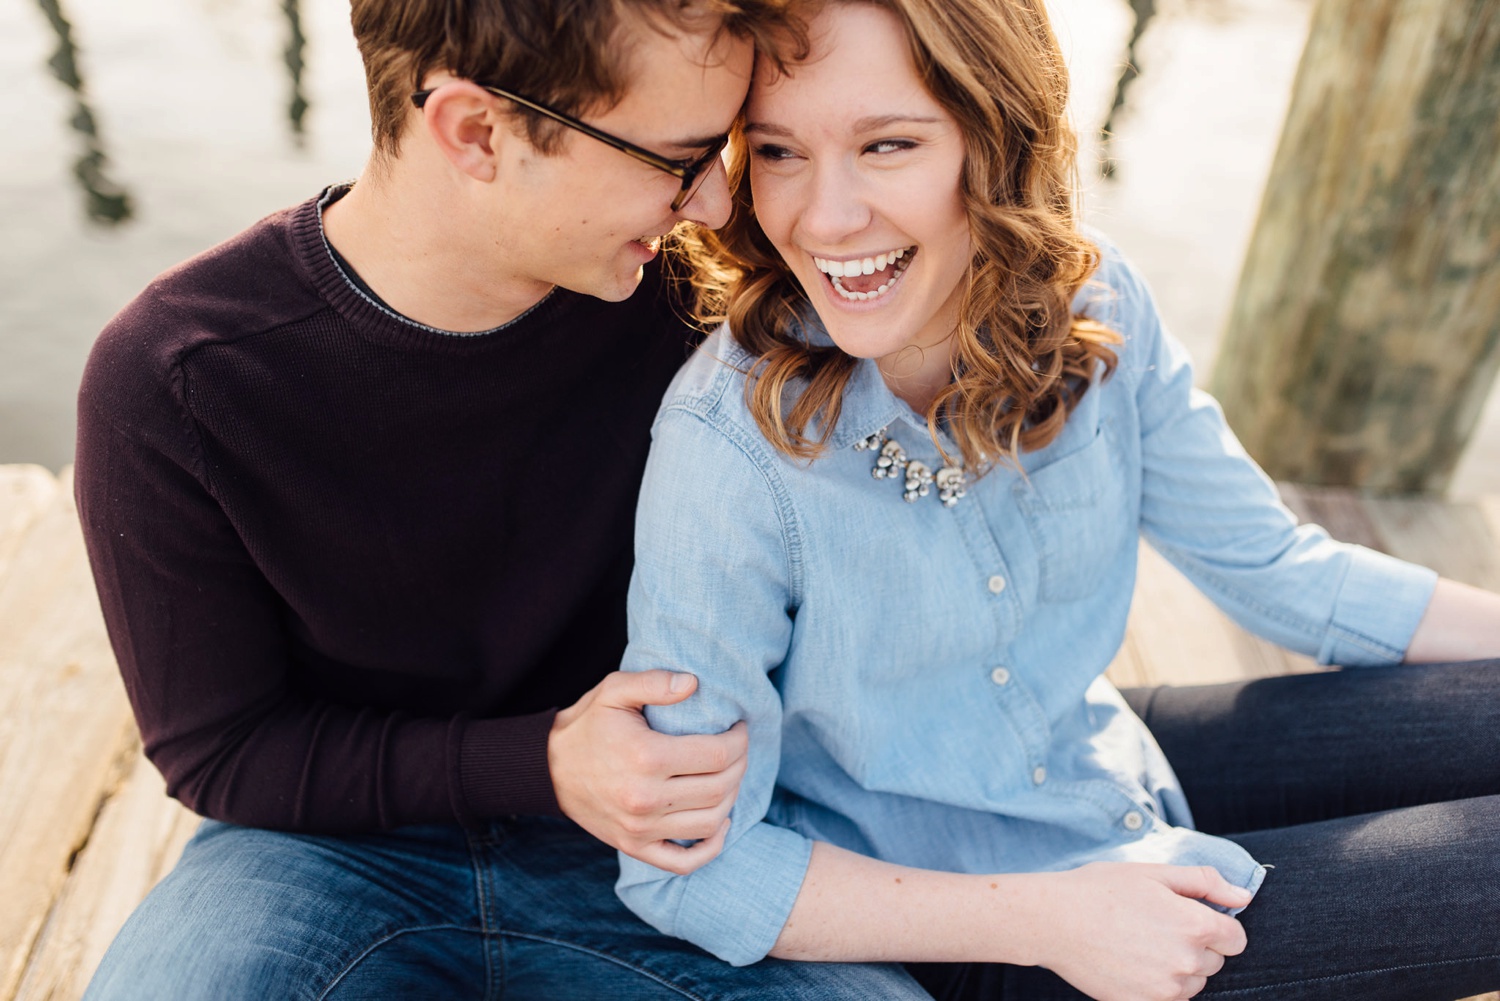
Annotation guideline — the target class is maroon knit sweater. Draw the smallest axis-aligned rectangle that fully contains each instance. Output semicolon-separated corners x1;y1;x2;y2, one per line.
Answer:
75;189;697;833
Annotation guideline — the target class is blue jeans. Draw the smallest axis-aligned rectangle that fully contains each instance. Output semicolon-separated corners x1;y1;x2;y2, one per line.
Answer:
911;660;1500;1000
84;815;926;1000
89;661;1500;1000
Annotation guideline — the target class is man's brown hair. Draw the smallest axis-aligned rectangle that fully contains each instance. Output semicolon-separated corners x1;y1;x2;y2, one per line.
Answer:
350;0;801;158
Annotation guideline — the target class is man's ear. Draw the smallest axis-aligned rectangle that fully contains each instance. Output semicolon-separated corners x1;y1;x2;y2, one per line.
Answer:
419;82;510;182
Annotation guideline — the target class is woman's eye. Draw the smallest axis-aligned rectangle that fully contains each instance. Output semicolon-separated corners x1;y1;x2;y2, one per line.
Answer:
751;143;798;161
866;139;917;155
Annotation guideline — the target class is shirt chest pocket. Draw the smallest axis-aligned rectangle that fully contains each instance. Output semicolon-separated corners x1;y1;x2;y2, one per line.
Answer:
1014;425;1134;603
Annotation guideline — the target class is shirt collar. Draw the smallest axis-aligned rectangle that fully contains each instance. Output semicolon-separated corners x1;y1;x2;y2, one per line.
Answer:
816;341;959;457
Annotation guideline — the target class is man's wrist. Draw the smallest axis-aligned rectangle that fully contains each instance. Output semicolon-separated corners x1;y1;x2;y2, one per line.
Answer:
459;710;563;819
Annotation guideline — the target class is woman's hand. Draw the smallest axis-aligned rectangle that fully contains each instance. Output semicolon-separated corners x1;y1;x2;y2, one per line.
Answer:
1022;862;1251;1001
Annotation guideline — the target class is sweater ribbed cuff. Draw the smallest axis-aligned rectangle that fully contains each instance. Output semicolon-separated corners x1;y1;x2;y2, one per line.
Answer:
457;709;563;824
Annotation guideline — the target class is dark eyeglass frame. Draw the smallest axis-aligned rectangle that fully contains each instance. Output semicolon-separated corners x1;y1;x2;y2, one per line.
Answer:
411;84;728;212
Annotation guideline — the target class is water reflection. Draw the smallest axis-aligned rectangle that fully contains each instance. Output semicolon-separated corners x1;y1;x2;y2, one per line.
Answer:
283;0;309;140
34;0;132;225
1099;0;1156;178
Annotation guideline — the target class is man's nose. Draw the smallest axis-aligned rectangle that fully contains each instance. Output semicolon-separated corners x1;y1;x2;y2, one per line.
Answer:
676;155;733;230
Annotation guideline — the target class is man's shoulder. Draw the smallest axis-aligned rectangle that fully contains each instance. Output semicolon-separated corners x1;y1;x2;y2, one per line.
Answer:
81;196;328;428
121;198;324;351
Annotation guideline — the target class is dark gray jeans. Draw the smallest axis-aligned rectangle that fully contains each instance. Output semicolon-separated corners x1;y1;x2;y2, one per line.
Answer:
909;660;1500;1001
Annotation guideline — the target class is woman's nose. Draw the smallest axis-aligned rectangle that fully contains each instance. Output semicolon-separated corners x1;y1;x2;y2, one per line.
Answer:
796;161;872;246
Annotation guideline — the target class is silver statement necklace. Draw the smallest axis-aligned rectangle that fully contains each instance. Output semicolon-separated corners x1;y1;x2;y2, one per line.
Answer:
853;426;968;507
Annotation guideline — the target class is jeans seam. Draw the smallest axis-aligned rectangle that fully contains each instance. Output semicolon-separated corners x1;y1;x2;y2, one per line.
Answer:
465;830;503;999
313;924;487;1001
1205;951;1500;997
498;930;709;1000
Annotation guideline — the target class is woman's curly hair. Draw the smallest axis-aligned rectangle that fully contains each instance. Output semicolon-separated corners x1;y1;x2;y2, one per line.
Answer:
672;0;1120;473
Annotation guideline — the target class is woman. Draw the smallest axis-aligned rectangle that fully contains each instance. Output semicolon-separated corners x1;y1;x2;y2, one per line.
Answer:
616;1;1500;998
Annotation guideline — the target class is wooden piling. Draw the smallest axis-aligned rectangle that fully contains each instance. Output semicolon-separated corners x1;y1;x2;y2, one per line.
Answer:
1211;0;1500;494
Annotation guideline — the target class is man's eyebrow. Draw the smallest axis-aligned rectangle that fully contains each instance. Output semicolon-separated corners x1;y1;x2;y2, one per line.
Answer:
743;114;945;137
666;132;729;152
743;121;792;137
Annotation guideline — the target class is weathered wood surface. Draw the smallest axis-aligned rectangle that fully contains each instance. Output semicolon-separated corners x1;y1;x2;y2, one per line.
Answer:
0;466;193;1001
0;463;1496;1000
15;749;198;1001
1212;0;1500;494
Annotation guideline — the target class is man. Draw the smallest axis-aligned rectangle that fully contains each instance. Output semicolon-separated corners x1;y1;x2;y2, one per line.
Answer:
74;0;924;996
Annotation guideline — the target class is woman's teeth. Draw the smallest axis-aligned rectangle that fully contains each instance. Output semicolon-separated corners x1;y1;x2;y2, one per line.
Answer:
813;248;908;278
813;247;914;302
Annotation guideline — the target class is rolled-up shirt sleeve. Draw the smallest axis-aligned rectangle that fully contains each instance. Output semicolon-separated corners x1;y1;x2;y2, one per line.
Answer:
1091;242;1438;666
615;402;813;966
1320;545;1439;665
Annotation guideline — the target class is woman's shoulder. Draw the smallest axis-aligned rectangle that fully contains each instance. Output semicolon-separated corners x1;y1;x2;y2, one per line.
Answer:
1073;227;1151;321
651;324;795;476
658;323;757;418
1071;227;1172;382
641;327;805;562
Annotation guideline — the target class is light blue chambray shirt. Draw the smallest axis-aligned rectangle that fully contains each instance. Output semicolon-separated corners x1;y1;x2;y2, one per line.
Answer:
615;237;1439;967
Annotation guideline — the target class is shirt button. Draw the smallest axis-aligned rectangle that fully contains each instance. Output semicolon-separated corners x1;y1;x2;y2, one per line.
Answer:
990;666;1011;686
987;575;1007;594
1123;811;1144;831
1032;766;1047;785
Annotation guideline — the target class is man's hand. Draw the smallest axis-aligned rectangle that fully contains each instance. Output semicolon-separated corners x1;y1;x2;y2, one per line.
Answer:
549;670;748;875
1026;863;1251;1001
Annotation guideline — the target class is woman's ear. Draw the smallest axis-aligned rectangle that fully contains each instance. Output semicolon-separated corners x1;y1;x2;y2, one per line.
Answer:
419;81;507;182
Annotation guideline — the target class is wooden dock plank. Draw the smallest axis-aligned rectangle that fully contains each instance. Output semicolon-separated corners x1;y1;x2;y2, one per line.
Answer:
1277;483;1391;552
0;467;59;588
14;745;196;1001
1364;497;1500;591
0;469;140;1001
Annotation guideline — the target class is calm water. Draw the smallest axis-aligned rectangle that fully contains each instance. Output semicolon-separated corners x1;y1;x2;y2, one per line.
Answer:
3;0;1495;493
1;0;369;468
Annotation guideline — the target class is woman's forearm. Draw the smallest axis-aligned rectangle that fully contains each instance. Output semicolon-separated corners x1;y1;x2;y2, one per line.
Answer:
769;844;1253;1001
768;841;1043;964
1405;577;1500;664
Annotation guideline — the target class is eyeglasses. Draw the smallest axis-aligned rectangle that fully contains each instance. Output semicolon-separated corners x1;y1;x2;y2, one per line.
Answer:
411;84;729;212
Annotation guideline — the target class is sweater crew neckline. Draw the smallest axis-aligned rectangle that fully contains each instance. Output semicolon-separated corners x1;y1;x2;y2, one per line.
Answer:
290;184;573;354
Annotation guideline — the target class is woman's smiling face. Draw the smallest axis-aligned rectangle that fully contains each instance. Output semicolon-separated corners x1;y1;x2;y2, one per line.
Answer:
745;2;971;406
